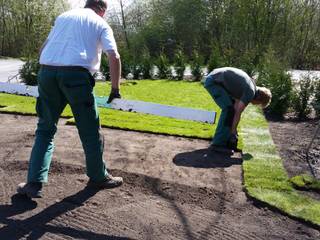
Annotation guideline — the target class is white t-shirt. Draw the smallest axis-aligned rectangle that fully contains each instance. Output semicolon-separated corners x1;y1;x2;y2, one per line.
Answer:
40;8;118;72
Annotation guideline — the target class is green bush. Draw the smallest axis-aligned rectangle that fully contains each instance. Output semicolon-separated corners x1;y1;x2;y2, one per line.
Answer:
235;50;256;77
119;49;132;79
174;50;186;80
207;45;225;73
140;60;152;79
139;46;153;79
19;59;40;86
292;74;314;119
312;78;320;118
191;51;204;81
132;64;141;80
257;49;293;117
156;53;170;79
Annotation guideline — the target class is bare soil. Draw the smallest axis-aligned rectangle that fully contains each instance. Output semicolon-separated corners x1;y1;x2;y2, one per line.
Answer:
1;113;320;240
268;116;320;201
268;117;320;178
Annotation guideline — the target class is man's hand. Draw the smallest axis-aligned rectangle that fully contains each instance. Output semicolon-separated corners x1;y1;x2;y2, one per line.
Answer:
107;88;121;103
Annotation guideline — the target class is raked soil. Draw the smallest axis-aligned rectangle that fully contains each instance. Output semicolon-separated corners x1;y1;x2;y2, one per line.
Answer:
0;113;319;240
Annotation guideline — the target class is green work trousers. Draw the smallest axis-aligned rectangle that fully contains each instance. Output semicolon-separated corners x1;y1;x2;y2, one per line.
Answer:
27;67;108;183
204;74;234;146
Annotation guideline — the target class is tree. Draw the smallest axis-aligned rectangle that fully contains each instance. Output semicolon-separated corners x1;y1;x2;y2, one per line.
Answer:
0;0;68;57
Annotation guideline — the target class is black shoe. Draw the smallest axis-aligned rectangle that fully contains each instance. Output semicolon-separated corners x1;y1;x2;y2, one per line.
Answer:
88;175;123;189
209;144;234;155
17;182;43;198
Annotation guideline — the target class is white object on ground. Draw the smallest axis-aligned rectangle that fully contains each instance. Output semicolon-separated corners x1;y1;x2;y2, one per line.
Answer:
95;97;216;124
0;82;39;97
0;82;216;124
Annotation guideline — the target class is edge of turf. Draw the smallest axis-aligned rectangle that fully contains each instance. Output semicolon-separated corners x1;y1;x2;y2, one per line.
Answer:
241;105;320;229
290;174;320;193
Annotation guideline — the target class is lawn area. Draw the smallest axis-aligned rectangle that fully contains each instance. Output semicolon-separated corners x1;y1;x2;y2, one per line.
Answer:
1;80;320;227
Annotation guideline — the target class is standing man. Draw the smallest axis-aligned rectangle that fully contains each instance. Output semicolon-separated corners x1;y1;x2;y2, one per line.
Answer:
17;0;123;198
204;67;271;153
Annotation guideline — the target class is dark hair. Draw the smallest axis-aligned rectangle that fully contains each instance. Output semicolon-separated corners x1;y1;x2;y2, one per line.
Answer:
85;0;107;12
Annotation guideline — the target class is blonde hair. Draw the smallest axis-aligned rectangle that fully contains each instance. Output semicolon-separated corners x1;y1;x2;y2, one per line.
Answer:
256;87;272;108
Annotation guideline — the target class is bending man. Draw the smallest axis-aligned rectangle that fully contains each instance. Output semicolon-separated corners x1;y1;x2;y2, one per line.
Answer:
204;67;272;153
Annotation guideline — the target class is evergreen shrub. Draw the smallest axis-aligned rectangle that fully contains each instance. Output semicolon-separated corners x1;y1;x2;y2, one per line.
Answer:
292;74;314;119
19;59;40;86
257;49;293;117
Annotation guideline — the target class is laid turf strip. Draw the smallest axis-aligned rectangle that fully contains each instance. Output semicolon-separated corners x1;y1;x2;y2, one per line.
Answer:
242;106;320;226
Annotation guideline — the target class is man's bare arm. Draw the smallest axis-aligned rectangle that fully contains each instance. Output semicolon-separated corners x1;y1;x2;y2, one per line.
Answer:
231;100;247;134
107;50;121;89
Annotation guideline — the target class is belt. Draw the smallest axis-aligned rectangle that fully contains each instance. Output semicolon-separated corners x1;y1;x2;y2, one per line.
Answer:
41;65;89;72
40;65;95;87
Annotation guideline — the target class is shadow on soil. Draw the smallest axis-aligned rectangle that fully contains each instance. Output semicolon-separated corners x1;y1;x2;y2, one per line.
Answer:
0;160;229;240
173;148;242;168
0;189;133;240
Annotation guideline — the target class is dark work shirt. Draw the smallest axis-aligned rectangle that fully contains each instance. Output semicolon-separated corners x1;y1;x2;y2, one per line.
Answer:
207;67;256;105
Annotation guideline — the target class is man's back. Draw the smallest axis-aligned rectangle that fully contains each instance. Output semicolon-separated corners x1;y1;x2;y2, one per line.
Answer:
209;67;256;105
40;8;117;72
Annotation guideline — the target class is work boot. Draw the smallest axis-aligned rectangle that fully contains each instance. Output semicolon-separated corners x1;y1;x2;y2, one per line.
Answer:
87;175;123;189
17;182;43;198
209;144;234;155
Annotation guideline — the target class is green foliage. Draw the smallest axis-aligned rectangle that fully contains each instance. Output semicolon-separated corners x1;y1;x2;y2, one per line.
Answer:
174;50;186;80
113;0;319;71
257;49;293;117
312;78;320;118
19;59;40;86
100;54;110;81
191;51;204;81
234;50;257;77
119;49;132;79
140;48;153;79
155;53;170;79
132;64;141;80
1;0;68;57
292;75;314;119
207;45;225;73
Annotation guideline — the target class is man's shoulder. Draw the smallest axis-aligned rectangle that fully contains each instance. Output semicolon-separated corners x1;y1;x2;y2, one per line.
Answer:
58;8;109;27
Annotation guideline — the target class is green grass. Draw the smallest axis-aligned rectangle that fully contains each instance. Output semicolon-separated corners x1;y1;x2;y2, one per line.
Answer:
290;174;320;192
0;80;218;139
241;106;320;226
0;94;73;117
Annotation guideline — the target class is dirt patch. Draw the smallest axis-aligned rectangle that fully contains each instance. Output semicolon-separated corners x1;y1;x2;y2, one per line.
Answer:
0;113;320;239
268;116;320;201
268;117;320;178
